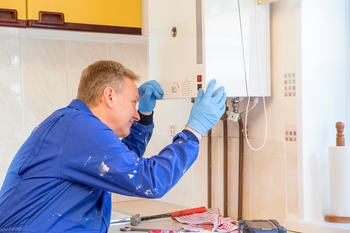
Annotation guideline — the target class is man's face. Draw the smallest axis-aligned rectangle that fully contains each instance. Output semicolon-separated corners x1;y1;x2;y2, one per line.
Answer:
110;77;140;137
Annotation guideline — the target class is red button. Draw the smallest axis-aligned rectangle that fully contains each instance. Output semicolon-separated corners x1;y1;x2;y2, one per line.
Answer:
197;84;202;90
197;75;202;82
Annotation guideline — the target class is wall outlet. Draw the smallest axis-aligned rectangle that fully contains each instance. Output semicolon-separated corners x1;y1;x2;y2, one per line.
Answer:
169;125;177;137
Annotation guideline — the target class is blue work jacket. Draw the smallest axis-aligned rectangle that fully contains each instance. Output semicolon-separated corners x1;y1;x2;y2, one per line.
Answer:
0;99;199;233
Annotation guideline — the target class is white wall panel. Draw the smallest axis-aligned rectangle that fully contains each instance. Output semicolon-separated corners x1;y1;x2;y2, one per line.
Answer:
149;0;271;99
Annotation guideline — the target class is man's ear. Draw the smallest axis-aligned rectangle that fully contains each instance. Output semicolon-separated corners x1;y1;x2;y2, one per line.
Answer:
103;87;115;109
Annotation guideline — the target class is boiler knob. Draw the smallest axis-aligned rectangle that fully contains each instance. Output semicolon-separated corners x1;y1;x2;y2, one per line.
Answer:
171;82;179;92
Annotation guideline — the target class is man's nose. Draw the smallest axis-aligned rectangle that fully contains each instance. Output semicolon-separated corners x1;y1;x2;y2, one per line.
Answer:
134;110;140;121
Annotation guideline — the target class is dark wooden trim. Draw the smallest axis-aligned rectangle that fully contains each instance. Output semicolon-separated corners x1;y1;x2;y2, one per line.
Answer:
0;8;26;28
38;11;65;25
0;19;26;28
28;20;141;35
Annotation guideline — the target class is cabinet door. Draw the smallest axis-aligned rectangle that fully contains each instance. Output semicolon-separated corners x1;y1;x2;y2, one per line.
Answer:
27;0;141;35
0;0;26;28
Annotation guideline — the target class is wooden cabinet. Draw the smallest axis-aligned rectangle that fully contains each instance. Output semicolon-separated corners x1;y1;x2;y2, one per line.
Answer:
0;0;26;28
27;0;141;35
1;0;142;35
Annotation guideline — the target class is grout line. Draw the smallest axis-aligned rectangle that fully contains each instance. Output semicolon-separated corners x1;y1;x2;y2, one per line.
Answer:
107;41;109;60
284;140;289;218
20;35;25;144
248;150;251;219
65;40;69;104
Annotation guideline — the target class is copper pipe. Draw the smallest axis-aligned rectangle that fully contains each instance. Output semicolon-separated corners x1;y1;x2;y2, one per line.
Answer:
223;119;228;217
238;117;244;220
207;129;212;208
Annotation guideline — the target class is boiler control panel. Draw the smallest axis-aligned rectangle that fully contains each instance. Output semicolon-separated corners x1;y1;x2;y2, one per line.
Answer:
157;75;203;100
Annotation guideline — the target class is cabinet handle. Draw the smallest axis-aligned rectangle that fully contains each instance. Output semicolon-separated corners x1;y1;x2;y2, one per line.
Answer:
38;11;65;25
0;8;18;23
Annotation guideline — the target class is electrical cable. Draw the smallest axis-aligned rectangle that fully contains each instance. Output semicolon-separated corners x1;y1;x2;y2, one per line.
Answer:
237;0;268;151
237;0;249;97
239;100;257;116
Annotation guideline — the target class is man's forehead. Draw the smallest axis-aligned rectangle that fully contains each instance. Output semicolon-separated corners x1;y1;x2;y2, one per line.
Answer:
121;76;139;97
133;89;140;100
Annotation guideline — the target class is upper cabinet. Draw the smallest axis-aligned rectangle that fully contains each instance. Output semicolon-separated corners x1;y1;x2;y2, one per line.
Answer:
0;0;27;28
0;0;142;35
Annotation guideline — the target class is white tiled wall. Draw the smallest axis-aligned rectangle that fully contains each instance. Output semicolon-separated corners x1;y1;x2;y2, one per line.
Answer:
0;27;149;189
0;0;298;226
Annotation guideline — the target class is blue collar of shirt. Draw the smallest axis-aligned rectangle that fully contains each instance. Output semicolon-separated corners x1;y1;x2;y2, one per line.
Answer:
67;99;92;114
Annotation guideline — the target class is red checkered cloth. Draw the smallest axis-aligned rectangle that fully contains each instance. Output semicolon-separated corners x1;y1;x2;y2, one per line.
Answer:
174;208;238;232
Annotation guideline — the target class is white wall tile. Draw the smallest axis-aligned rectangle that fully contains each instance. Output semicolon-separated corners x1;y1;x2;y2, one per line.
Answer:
242;153;251;220
250;153;286;224
192;138;208;208
0;27;20;37
23;71;67;138
20;28;67;41
228;152;239;219
66;41;107;71
134;71;148;88
108;43;148;72
211;120;223;137
153;100;170;136
286;141;298;217
148;135;170;148
64;31;107;42
0;141;22;184
106;34;148;44
0;70;22;140
22;38;66;71
67;72;81;103
248;139;285;156
212;149;224;213
166;99;192;132
111;193;144;203
168;165;194;207
0;37;20;69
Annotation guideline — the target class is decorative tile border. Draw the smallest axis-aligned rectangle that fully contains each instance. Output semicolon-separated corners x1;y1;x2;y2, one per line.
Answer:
284;73;296;97
285;124;297;141
168;125;177;137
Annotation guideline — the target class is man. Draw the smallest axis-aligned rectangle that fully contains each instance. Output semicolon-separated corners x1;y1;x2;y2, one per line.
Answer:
0;60;226;232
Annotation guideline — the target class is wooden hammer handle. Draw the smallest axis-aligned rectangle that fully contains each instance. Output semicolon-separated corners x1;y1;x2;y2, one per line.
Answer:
336;122;345;146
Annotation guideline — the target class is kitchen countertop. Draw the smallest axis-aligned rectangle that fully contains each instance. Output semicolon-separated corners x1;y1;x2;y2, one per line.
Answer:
109;200;299;233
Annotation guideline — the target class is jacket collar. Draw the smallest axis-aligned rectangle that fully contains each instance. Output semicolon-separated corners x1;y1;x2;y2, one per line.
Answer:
67;99;92;114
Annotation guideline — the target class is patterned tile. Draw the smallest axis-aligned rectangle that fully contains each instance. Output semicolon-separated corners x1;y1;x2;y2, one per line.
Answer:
284;73;296;97
285;124;297;141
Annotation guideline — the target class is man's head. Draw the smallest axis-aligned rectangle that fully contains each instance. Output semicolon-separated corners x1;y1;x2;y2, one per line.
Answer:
77;60;141;137
77;60;140;108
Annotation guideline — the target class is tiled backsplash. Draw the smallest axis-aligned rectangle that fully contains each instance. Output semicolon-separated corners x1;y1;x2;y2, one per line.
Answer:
0;0;298;225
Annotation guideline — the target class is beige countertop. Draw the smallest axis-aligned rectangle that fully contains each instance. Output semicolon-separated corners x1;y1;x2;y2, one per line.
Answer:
110;200;299;233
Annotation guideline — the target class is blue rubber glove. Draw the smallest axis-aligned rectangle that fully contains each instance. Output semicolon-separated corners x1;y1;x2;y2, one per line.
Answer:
186;79;227;136
138;80;164;113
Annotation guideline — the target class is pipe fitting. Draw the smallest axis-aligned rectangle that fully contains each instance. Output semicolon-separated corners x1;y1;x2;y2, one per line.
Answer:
232;97;241;114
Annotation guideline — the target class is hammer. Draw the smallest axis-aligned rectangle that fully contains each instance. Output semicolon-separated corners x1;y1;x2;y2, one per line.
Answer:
110;206;207;226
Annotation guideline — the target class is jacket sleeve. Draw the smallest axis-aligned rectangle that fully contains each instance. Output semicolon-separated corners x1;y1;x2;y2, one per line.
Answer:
121;121;153;158
59;113;199;198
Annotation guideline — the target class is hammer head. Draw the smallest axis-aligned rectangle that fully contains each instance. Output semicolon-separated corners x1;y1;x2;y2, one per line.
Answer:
131;214;141;226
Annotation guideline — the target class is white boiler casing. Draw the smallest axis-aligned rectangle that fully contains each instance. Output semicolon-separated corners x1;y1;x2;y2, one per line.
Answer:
148;0;271;99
